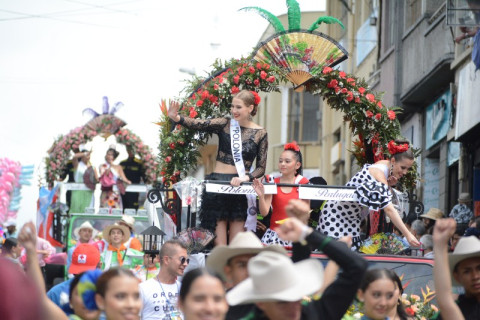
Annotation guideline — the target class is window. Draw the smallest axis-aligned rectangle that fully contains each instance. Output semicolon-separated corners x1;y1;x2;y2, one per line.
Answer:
405;0;423;30
384;0;396;51
288;91;321;143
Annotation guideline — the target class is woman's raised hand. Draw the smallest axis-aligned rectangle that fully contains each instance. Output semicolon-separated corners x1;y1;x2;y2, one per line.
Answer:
168;101;181;122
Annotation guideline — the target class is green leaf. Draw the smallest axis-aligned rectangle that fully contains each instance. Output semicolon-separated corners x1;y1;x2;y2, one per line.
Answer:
286;0;301;31
239;7;285;33
308;16;345;32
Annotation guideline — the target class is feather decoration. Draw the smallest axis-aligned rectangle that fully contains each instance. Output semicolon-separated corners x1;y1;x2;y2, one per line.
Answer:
109;101;124;115
308;16;345;32
78;269;103;311
102;96;109;114
239;6;285;33
82;108;100;119
286;0;301;31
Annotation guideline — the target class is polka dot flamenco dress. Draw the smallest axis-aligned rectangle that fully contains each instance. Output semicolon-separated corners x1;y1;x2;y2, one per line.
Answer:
316;164;392;250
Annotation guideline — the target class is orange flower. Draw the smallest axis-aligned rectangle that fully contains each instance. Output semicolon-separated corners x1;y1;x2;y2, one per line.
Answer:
107;199;115;207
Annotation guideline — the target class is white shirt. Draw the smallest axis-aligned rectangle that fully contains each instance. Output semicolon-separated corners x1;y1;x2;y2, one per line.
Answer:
139;277;184;320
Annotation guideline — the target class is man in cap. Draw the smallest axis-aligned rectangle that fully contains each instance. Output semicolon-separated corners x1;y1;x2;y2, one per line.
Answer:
449;192;473;228
66;221;98;270
433;218;480;319
118;214;143;251
227;216;367;320
3;218;18;238
47;243;101;315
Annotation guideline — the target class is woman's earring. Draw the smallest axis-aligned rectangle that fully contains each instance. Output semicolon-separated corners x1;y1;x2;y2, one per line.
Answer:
389;163;393;177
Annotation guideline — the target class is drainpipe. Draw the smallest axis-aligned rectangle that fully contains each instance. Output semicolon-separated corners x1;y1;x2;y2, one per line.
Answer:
393;1;404;106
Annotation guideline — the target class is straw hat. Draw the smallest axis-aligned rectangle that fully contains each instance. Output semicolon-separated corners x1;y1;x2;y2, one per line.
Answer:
206;231;287;281
449;236;480;286
420;208;444;221
226;251;324;305
119;215;135;230
73;221;99;240
102;223;130;244
458;192;472;203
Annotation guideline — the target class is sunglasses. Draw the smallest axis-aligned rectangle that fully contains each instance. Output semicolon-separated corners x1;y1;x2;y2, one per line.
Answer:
169;256;190;264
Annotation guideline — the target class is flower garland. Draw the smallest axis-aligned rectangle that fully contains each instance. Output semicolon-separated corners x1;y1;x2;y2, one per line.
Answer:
45;117;158;185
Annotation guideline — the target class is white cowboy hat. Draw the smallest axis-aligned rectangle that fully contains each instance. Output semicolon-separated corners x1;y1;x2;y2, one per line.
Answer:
102;223;130;244
73;221;99;240
420;208;444;221
206;231;287;281
119;215;135;230
449;236;480;286
226;251;324;305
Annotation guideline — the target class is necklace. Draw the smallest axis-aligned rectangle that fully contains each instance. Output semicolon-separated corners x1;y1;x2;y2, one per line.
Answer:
156;275;180;307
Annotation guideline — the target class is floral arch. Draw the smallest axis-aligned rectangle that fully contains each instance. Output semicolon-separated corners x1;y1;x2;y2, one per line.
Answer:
45;98;159;185
156;1;419;191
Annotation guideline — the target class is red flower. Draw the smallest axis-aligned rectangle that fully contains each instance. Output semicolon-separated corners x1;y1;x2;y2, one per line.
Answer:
388;140;409;155
218;76;224;84
249;66;255;74
284;141;300;151
196;100;204;107
165;156;172;163
339;71;346;78
405;307;415;316
355;97;361;103
267;76;275;83
253;79;260;86
160;171;166;176
358;87;366;95
263;63;270;70
387;110;396;120
260;70;267;79
346;77;355;84
341;88;347;94
213;84;219;90
251;91;261;105
375;113;382;120
256;62;262;70
178;140;185;146
238;68;245;76
377;101;383;109
233;75;240;84
366;93;375;102
334;86;341;93
209;95;218;104
201;91;209;100
174;170;181;176
189;107;198;118
365;110;374;118
322;66;333;74
327;79;338;88
346;91;354;101
231;86;240;94
169;142;176;150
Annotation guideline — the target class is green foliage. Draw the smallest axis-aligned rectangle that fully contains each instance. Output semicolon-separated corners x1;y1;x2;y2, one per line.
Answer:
286;0;301;30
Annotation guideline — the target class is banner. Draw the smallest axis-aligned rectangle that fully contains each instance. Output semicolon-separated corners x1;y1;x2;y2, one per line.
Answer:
299;186;356;201
205;183;277;195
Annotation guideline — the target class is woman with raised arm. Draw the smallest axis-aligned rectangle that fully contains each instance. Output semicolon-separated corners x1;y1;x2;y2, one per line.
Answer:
168;90;267;246
252;141;309;248
317;140;420;250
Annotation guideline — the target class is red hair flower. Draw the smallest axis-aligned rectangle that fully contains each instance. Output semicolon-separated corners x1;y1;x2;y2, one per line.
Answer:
387;140;409;155
251;91;261;106
284;141;300;152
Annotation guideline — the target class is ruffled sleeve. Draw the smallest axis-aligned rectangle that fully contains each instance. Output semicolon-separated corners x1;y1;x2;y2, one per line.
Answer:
355;181;392;211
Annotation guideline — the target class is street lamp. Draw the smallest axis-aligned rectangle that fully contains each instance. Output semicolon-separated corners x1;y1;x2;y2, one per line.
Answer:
140;224;166;262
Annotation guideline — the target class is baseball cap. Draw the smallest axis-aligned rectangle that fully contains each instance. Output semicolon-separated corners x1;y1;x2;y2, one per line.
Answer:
69;244;101;275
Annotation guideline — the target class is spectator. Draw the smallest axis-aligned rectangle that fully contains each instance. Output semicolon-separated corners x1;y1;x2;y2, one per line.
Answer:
420;208;444;234
68;271;101;320
432;219;470;320
450;225;466;251
0;237;22;268
410;219;426;241
178;268;229;320
19;233;56;283
3;218;18;238
420;234;434;258
132;253;160;282
227;216;368;320
66;221;98;269
139;239;189;319
117;215;143;251
449;192;473;228
99;223;143;270
120;146;145;210
464;216;480;239
47;243;101;315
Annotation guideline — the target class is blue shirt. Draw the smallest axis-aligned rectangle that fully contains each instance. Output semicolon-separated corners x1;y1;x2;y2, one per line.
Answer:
47;278;74;315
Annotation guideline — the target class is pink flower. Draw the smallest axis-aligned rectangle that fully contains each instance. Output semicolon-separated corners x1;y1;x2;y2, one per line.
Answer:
196;100;204;107
341;88;347;94
358;87;366;95
387;110;396;120
213;83;219;90
327;79;338;88
260;71;267;79
322;66;333;74
266;76;275;83
377;101;383;109
366;93;375;102
165;156;172;163
254;79;260;86
233;75;240;84
366;110;374;118
201;91;209;100
339;71;346;78
249;66;255;74
237;68;245;76
375;113;382;120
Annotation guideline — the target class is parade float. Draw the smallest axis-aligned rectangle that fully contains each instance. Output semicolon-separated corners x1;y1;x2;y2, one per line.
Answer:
153;0;422;238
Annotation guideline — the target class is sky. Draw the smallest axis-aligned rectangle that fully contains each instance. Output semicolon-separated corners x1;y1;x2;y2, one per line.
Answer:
0;0;326;227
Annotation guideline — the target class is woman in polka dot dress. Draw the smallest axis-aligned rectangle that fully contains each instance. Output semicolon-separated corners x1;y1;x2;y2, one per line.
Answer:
317;140;420;250
253;141;309;248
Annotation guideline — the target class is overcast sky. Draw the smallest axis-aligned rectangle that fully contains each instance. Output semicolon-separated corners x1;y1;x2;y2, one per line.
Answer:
0;0;326;227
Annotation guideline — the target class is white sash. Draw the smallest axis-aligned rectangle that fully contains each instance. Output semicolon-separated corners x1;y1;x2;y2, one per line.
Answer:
230;119;258;232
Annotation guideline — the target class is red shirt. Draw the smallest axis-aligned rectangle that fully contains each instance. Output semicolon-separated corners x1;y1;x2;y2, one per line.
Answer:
270;176;309;229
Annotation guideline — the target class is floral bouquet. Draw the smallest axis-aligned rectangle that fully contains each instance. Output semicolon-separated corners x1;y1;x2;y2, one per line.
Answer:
401;287;437;319
359;232;408;255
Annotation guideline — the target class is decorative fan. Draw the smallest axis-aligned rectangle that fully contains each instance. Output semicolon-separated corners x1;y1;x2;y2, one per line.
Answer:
242;0;348;91
83;96;126;138
175;227;215;254
359;232;408;255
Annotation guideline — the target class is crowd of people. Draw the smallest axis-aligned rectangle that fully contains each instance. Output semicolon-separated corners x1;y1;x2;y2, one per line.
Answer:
2;90;480;319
